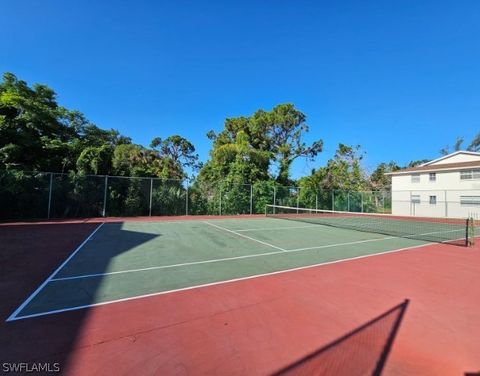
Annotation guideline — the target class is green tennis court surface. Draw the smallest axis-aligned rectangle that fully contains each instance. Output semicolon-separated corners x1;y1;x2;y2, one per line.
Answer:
8;217;448;320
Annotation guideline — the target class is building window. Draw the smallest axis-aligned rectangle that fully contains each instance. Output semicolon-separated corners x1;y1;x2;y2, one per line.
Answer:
460;196;480;206
411;195;420;204
429;196;436;205
429;173;436;182
460;169;480;180
411;174;420;183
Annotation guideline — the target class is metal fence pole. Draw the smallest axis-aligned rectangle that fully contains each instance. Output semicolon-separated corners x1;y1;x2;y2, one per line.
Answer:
148;178;153;216
102;175;108;217
361;192;364;213
273;185;276;214
332;190;335;211
250;184;253;215
186;186;189;216
347;192;350;212
315;190;318;210
296;187;300;213
47;173;53;219
219;187;222;215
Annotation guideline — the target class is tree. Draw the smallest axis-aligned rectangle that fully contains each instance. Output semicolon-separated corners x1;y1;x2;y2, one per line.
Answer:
202;103;322;185
440;136;464;155
407;159;430;168
369;161;400;190
150;135;199;180
76;145;113;175
467;132;480;152
320;144;368;191
266;104;323;184
111;144;152;176
0;72;131;173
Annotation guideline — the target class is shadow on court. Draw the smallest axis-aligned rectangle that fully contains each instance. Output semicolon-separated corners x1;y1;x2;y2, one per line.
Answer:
272;299;409;376
0;221;158;374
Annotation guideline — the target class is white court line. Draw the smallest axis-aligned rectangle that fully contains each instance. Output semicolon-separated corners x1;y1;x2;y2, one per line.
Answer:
236;224;319;232
6;222;105;322
50;234;395;282
10;241;439;321
8;222;468;321
48;225;465;282
203;221;286;251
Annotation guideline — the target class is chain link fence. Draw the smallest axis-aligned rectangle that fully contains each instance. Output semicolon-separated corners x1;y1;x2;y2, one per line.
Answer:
0;171;396;220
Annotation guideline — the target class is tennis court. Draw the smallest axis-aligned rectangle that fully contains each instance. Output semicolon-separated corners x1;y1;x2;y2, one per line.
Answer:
2;208;479;375
7;207;472;321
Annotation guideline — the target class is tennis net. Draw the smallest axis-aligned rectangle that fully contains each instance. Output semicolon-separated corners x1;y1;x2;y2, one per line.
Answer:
266;205;472;246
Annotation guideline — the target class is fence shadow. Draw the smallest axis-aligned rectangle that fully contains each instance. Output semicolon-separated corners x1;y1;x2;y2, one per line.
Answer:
272;299;409;376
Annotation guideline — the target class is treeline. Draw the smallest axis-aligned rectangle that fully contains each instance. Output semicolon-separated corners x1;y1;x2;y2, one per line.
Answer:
0;72;465;219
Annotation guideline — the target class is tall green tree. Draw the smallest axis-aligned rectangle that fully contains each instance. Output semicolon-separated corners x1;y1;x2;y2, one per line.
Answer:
150;135;199;179
0;72;131;173
267;104;323;184
202;103;322;185
369;161;400;190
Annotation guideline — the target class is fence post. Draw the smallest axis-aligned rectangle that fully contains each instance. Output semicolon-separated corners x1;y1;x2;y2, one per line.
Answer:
102;175;108;217
273;185;276;214
148;178;153;216
347;192;350;212
186;186;189;216
332;191;335;211
250;184;253;215
47;173;53;219
219;186;222;215
361;192;364;213
315;190;318;210
296;187;300;213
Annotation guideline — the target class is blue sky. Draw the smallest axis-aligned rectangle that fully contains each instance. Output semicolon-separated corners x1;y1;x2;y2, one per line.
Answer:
2;0;479;178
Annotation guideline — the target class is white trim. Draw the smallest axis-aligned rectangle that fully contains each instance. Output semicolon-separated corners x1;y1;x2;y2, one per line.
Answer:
6;223;105;322
385;164;480;175
420;151;480;166
9;240;445;321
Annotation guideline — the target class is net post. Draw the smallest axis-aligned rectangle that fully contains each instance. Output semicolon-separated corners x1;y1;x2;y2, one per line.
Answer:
466;217;475;247
47;172;53;219
102;175;108;217
148;178;153;216
185;185;189;216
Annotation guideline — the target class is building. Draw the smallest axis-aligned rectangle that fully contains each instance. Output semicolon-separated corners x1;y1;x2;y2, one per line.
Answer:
386;151;480;218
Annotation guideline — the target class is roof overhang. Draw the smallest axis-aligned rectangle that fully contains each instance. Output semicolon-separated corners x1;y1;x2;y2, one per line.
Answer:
386;163;480;176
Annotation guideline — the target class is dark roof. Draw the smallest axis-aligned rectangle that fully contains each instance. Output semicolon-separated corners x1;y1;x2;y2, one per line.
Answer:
386;160;480;175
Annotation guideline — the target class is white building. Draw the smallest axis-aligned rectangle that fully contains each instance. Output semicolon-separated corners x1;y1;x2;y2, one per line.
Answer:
386;151;480;218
